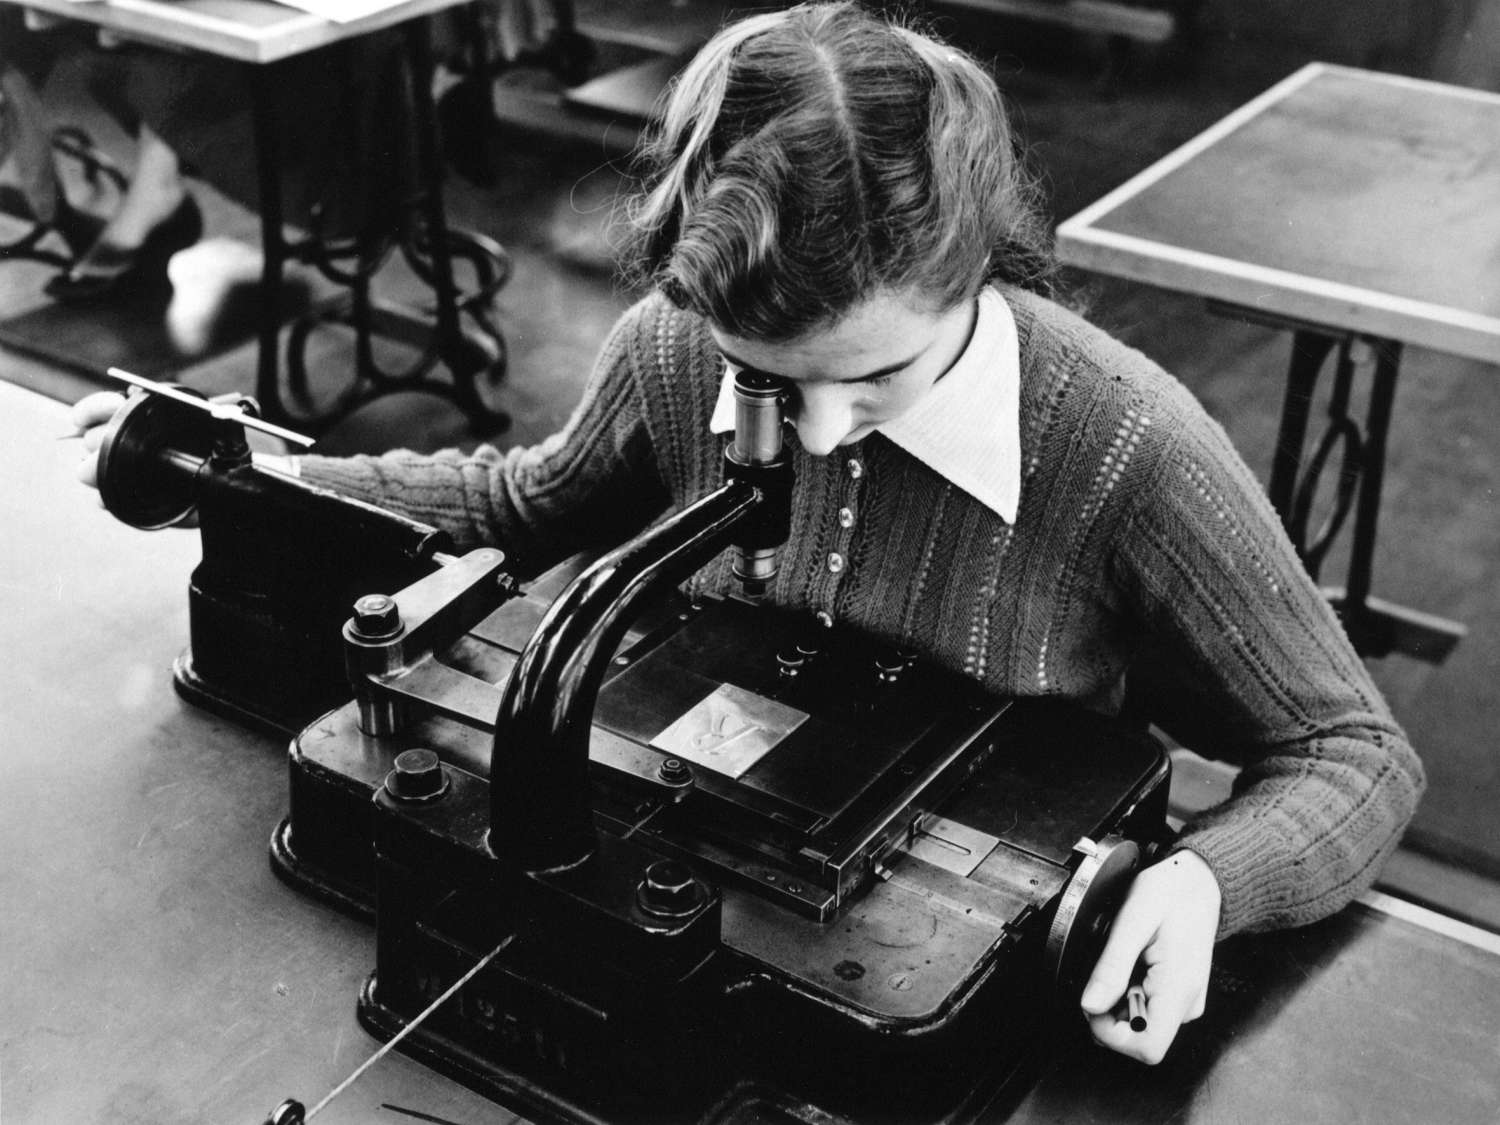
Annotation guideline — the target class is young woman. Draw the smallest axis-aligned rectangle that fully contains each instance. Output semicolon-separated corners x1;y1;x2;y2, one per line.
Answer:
73;1;1422;1066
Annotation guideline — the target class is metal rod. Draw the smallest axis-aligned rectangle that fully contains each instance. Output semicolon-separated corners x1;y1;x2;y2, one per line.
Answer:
301;935;513;1120
104;368;316;448
1126;984;1148;1032
1345;338;1402;619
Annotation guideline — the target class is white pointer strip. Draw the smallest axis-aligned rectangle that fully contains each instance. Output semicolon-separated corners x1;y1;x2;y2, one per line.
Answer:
105;366;317;448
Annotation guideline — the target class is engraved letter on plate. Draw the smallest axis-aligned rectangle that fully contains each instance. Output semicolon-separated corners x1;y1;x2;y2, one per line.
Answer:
649;683;809;779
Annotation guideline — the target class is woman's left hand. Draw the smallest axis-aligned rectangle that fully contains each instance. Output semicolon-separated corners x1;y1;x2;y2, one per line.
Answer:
1078;849;1221;1064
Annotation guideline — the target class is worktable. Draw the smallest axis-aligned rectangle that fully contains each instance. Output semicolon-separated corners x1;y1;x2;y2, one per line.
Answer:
1056;62;1500;665
3;379;1498;1123
0;381;505;1123
0;0;510;435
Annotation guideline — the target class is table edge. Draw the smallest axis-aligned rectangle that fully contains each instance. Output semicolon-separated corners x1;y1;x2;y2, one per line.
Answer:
3;0;470;62
1056;225;1500;365
1361;890;1500;956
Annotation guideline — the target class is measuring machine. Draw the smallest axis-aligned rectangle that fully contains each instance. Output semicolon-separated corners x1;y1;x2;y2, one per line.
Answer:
91;370;1171;1124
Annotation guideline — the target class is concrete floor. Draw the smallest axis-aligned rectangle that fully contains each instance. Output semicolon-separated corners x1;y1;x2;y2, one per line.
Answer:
2;6;1496;923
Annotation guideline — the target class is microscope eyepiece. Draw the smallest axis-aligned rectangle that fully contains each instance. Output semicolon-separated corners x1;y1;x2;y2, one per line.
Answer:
727;372;791;593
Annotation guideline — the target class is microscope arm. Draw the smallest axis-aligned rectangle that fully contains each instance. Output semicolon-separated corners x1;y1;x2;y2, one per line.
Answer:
489;478;763;874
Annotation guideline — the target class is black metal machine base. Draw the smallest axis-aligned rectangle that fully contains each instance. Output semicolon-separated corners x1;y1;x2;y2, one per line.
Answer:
277;577;1172;1123
354;971;1043;1125
270;556;685;914
173;649;311;740
353;690;1170;1124
269;813;375;924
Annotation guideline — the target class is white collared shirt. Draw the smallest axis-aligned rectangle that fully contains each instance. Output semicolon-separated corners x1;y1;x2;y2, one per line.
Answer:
710;287;1021;523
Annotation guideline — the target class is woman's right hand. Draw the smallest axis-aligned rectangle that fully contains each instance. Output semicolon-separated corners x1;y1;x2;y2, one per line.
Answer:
70;390;128;489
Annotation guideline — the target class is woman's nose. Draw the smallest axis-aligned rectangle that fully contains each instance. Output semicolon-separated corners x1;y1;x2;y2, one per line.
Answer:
791;386;852;456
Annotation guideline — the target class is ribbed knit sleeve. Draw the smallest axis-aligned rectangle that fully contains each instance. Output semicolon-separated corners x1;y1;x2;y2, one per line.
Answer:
296;298;672;576
1110;382;1424;938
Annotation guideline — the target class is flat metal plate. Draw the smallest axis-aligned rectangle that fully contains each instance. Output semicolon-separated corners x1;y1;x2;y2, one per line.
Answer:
905;816;1001;878
650;683;811;780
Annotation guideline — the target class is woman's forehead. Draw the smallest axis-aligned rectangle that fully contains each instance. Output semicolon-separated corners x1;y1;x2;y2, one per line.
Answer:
710;291;946;383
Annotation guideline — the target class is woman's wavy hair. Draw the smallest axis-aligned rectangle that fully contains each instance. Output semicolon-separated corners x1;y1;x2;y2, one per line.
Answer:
620;1;1056;341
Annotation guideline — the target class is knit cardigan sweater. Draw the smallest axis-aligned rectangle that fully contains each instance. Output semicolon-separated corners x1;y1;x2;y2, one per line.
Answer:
299;287;1424;939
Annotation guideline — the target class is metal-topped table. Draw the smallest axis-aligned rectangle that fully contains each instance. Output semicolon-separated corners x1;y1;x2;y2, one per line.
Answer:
1057;62;1500;664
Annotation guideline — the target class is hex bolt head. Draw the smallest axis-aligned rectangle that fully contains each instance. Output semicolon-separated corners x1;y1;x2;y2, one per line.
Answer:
657;757;692;785
776;649;806;678
264;1100;306;1125
384;747;448;802
352;593;402;640
875;652;908;684
636;859;704;918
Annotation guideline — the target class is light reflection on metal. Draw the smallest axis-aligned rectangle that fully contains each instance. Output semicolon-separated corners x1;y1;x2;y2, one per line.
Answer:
650;683;809;779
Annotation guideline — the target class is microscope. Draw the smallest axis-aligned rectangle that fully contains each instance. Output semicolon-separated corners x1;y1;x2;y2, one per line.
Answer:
95;372;1172;1124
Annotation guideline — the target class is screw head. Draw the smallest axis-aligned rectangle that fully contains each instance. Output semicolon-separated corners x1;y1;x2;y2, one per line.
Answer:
384;747;448;802
636;859;705;918
657;757;692;785
352;593;402;639
265;1101;306;1125
776;649;806;678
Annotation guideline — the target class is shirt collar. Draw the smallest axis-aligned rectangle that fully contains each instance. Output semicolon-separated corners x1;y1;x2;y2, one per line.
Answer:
710;287;1020;523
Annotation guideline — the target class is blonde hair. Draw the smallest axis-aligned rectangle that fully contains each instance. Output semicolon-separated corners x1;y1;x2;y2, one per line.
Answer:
621;1;1055;340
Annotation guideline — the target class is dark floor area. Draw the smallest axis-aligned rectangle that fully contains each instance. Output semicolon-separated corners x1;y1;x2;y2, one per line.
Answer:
2;3;1496;924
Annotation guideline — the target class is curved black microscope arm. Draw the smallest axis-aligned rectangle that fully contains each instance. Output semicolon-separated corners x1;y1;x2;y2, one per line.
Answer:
488;372;790;874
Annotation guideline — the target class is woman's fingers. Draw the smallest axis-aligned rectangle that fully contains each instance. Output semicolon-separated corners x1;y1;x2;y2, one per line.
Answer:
1078;850;1222;1065
69;390;126;433
1079;883;1157;1015
68;392;128;492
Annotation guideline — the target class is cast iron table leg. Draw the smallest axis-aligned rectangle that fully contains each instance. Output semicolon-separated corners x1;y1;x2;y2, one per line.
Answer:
1242;310;1463;663
244;26;509;436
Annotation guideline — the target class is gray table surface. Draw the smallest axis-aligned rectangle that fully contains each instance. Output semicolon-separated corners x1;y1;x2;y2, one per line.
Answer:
0;382;508;1125
3;380;1497;1124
